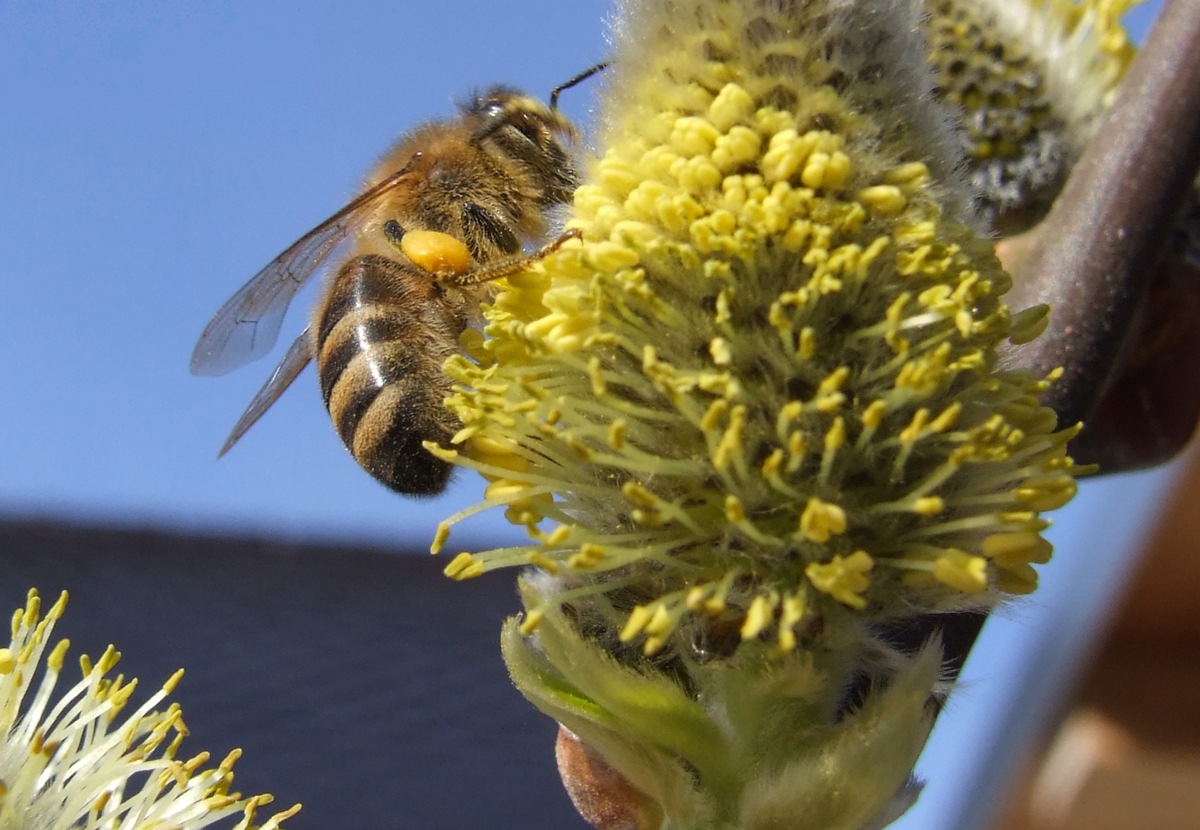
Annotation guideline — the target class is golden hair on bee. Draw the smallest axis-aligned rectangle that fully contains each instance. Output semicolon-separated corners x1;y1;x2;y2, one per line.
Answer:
191;67;605;495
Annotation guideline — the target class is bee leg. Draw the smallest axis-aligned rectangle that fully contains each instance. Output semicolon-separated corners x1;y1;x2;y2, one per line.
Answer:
442;228;584;287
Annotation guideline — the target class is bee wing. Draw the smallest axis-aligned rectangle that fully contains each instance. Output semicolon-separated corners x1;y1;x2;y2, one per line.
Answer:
190;161;422;376
218;327;314;457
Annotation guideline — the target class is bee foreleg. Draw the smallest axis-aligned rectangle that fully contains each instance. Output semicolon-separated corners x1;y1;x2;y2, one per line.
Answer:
442;228;583;287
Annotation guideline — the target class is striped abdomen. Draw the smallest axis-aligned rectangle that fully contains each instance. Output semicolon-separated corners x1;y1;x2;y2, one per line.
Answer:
314;254;472;495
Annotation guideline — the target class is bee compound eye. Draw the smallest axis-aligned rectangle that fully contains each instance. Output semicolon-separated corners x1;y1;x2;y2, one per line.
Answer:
400;229;471;275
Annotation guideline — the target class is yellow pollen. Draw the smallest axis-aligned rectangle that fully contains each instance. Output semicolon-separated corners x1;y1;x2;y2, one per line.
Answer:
741;594;777;640
568;544;607;570
444;553;484;579
857;185;907;215
431;522;451;553
714;405;748;471
518;609;544;636
932;550;988;593
725;495;746;523
824;417;846;451
806;551;873;609
620;605;654;642
588;356;607;396
528;552;560;572
913;496;946;515
710;337;733;366
400;229;471;275
799;497;847;542
607;419;626;450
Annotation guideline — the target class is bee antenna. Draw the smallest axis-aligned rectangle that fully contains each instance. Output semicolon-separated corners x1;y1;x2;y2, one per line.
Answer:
549;61;610;110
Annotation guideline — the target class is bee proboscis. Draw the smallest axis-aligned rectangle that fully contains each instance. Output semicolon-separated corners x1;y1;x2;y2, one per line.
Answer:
191;65;605;495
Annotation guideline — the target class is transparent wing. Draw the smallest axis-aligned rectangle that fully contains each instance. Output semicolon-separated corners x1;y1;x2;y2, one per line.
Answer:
218;327;314;457
190;161;422;376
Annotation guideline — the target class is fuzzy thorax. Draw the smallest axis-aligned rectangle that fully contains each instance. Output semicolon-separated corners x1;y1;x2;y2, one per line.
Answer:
436;0;1081;660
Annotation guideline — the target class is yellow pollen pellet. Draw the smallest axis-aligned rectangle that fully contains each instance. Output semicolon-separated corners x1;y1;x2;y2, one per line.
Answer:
400;229;471;275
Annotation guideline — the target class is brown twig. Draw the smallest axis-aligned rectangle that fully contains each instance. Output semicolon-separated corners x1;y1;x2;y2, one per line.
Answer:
1003;0;1200;430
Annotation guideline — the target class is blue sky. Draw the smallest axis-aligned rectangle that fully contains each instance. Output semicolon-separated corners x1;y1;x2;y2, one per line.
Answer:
0;1;610;549
0;3;1171;829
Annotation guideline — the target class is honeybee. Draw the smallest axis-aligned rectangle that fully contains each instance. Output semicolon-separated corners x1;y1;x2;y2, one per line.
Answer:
191;67;604;495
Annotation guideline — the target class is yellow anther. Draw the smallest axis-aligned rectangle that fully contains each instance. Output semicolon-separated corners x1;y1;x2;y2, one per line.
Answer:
740;594;776;640
857;185;907;215
798;497;847;542
932;550;988;593
444;553;484;579
912;496;945;515
806;551;873;609
710;337;733;367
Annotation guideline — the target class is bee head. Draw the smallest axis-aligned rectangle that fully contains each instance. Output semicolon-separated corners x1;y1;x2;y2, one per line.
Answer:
467;86;578;148
466;85;580;206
